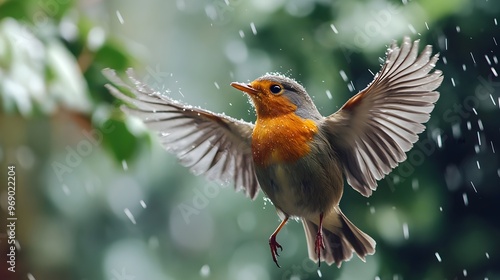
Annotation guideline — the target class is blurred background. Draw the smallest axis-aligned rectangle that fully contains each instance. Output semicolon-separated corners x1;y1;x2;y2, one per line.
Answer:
1;0;499;279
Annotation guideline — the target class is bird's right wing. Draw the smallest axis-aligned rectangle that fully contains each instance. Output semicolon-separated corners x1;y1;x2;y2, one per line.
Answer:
103;68;260;199
321;37;443;197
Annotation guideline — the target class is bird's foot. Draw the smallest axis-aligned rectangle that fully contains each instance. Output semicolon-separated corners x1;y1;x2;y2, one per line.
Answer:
314;230;325;267
269;235;283;268
315;229;325;267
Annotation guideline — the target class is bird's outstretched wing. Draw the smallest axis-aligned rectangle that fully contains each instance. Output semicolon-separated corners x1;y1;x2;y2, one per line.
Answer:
103;68;260;199
321;37;443;197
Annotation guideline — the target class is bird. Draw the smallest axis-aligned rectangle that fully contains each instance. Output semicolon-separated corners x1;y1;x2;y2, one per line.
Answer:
103;36;443;268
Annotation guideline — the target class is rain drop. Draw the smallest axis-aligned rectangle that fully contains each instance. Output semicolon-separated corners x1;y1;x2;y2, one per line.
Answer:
437;134;443;148
239;30;245;38
470;52;477;65
478;119;484;131
339;70;348;82
214;82;220;89
485;55;492;65
348;81;355;92
28;273;36;280
424;22;429;30
408;24;417;34
140;200;147;208
200;264;210;277
122;160;128;171
435;252;442;262
471;181;478;193
462;193;469;206
476;160;480;170
491;67;498;77
467;121;472;130
456;26;461;32
450;77;456;87
250;22;257;35
116;10;124;24
330;24;338;34
452;123;461;138
317;269;322;278
402;223;409;239
124;208;136;224
412;178;419;191
490;94;496;105
490;141;495;153
62;184;71;196
463;269;467;277
486;252;490;259
325;90;332;100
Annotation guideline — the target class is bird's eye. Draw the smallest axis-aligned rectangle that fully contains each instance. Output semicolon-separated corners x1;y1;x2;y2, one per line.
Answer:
269;84;282;94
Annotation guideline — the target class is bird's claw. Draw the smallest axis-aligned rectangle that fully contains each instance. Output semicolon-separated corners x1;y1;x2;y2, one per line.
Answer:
269;235;283;268
314;231;325;267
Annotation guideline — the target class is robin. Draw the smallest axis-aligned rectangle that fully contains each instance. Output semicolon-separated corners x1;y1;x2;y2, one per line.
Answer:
103;36;443;268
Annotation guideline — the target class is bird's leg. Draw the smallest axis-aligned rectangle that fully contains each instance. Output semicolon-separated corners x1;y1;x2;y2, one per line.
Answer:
315;212;326;267
269;217;289;268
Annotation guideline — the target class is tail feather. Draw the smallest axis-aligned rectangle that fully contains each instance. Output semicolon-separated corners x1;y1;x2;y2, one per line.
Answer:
302;208;376;267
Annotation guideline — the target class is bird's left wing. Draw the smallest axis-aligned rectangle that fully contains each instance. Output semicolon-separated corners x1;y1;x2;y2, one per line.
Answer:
103;68;260;199
321;37;443;197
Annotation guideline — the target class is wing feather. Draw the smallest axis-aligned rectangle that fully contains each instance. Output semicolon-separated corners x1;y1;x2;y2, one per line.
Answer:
103;68;260;199
321;37;443;197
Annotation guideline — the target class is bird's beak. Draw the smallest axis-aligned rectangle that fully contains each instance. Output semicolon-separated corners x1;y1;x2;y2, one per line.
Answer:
230;82;259;95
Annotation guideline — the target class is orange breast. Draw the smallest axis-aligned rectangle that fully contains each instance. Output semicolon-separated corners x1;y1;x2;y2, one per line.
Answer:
252;114;319;167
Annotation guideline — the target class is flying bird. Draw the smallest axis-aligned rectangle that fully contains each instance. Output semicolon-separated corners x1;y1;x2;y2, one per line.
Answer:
103;37;443;267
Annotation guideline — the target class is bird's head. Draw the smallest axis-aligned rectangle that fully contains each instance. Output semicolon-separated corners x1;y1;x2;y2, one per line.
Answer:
231;74;321;120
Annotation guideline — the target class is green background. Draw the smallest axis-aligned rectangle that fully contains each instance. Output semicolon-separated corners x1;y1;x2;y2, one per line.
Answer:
0;0;499;279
